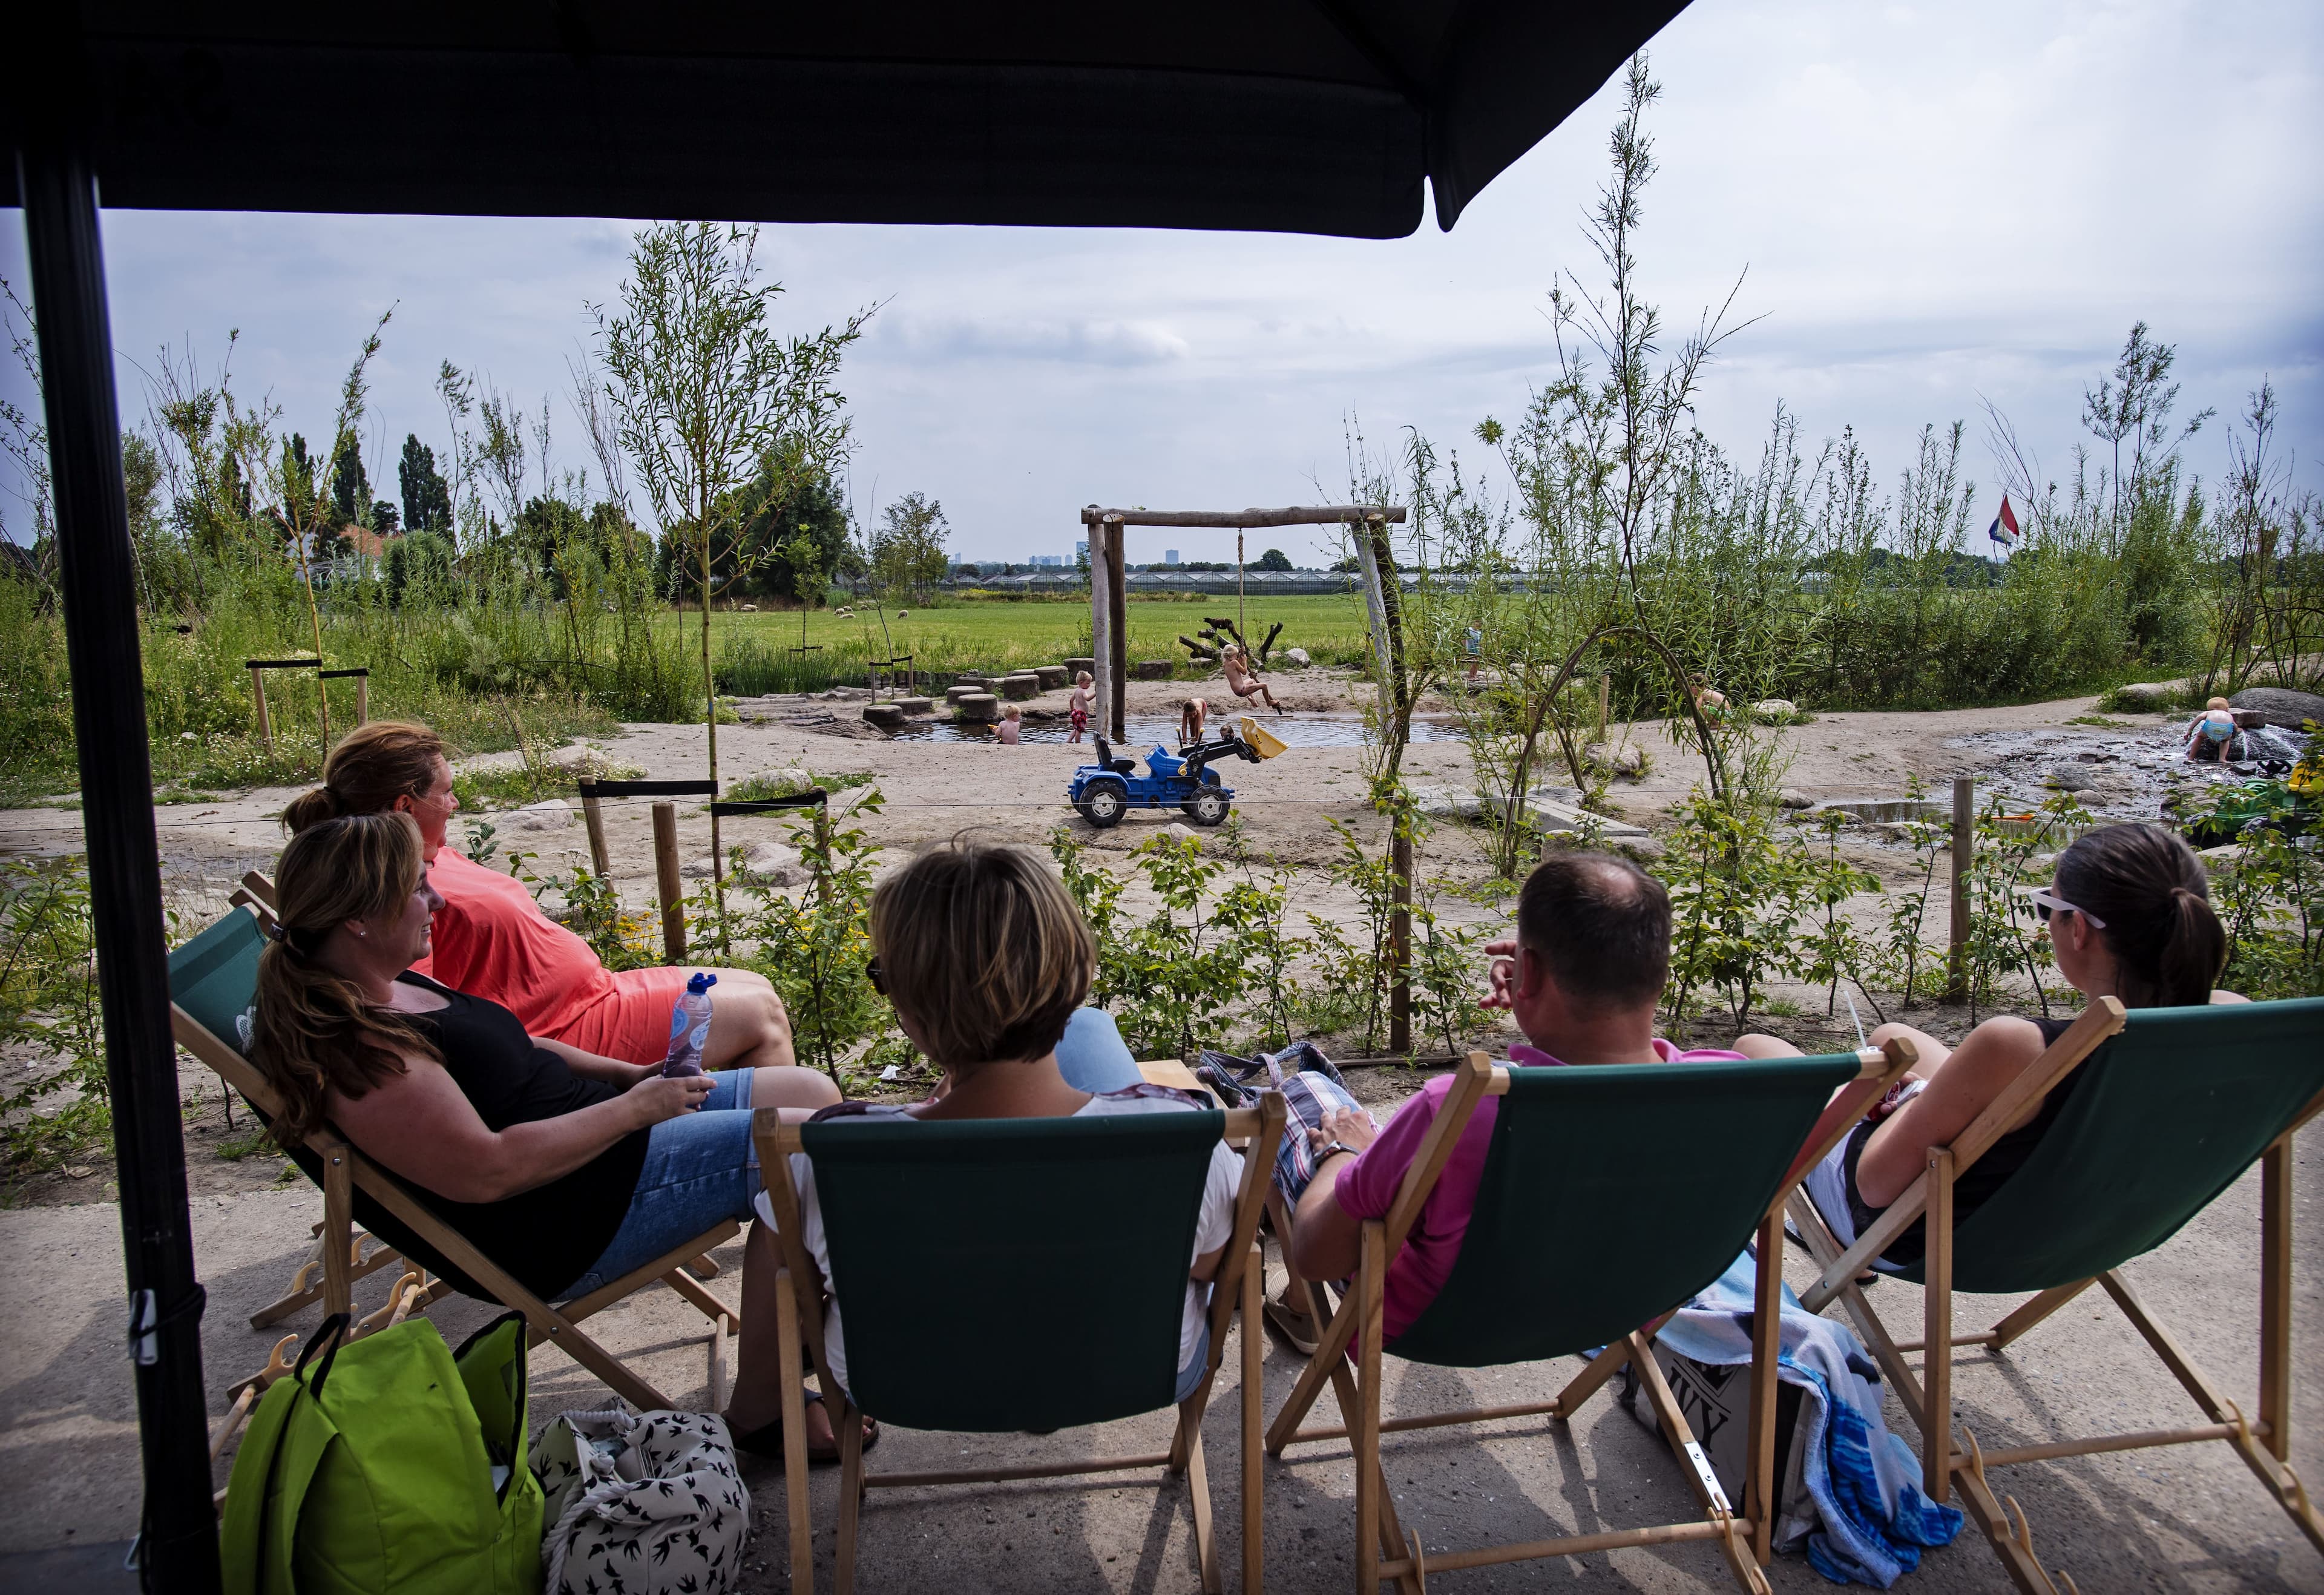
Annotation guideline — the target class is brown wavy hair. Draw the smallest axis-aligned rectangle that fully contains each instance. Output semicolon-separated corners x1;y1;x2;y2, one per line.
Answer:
870;840;1093;1072
250;812;442;1144
2053;822;2227;1008
282;720;445;834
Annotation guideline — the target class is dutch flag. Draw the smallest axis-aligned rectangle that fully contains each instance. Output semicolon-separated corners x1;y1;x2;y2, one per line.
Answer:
1987;495;2021;550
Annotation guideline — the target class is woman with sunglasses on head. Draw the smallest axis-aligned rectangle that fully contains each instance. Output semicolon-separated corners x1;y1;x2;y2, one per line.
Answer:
1737;822;2242;1268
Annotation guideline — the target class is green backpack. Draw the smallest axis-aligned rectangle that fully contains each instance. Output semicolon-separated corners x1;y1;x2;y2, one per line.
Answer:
220;1311;545;1595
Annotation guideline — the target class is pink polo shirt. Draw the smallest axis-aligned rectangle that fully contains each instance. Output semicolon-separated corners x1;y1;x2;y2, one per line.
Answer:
1332;1040;1747;1343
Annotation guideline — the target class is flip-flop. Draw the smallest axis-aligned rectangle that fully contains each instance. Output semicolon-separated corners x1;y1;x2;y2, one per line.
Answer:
730;1386;882;1465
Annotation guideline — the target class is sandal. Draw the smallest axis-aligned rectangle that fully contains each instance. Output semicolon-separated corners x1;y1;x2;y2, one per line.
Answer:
730;1386;881;1465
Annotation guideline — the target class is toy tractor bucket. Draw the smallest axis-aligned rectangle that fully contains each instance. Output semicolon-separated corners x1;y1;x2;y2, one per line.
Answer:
1239;716;1288;760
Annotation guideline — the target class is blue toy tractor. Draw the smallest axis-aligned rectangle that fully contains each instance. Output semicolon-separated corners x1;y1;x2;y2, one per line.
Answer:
1068;721;1281;829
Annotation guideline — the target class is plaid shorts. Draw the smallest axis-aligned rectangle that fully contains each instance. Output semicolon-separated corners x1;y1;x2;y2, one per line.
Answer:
1195;1042;1377;1207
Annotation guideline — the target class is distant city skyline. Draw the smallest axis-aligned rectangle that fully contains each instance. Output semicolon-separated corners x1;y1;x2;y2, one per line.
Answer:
2;1;2319;567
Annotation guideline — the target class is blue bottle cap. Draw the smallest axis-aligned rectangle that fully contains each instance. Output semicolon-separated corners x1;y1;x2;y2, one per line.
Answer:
687;972;719;994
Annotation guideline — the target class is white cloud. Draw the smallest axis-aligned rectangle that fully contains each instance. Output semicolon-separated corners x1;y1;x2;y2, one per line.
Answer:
2;0;2319;567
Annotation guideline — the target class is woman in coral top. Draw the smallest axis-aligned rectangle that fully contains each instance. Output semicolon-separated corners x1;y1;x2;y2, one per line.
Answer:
284;723;825;1102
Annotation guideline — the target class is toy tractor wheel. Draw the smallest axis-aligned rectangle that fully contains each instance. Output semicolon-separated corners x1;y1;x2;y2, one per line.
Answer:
1183;788;1230;827
1077;779;1128;829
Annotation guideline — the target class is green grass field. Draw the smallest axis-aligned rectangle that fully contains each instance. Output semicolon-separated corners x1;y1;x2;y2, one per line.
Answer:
691;592;1374;692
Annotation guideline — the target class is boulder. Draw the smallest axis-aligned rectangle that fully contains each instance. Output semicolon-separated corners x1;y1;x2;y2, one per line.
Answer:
683;841;797;882
1034;665;1070;690
738;603;757;613
510;798;572;830
2111;680;2177;711
1282;647;1311;667
1751;699;1797;720
2199;843;2243;873
1134;659;1173;681
2046;761;2124;793
1583;742;1645;777
863;703;907;730
1778;789;1814;810
893;696;934;715
1161;822;1203;845
999;674;1042;701
954;693;1000;723
2229;686;2324;730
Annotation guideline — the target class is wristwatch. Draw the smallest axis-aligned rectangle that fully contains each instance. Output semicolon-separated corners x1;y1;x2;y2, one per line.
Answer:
1317;1142;1363;1163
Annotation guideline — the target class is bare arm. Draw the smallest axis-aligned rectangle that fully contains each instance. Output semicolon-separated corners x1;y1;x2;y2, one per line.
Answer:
1855;1016;2046;1209
330;1051;710;1204
531;1035;653;1087
1285;1107;1382;1283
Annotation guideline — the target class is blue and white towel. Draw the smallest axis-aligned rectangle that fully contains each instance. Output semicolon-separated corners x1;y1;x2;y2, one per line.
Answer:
1655;1247;1964;1587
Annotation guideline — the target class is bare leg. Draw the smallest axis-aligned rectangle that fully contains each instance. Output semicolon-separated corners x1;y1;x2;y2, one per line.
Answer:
1732;1033;1804;1059
694;969;800;1071
1867;1021;1952;1073
750;1064;841;1111
726;1222;836;1449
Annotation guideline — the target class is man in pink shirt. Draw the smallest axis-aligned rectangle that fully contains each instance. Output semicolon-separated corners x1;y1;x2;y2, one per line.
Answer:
1287;850;1742;1343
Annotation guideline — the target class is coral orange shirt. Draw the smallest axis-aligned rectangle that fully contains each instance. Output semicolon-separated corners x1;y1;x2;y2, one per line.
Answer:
412;846;617;1036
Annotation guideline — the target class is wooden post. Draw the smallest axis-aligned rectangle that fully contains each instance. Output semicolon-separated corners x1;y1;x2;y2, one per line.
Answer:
1597;673;1610;742
579;778;611;880
1088;520;1114;743
1945;775;1974;1001
1388;819;1411;1055
1106;518;1128;739
353;672;367;727
652;800;685;961
1745;1209;1783;1564
1236;528;1246;645
1922;1146;1955;1501
249;666;273;751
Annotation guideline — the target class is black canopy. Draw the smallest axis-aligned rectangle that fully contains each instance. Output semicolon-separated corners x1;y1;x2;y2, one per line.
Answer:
9;2;1688;235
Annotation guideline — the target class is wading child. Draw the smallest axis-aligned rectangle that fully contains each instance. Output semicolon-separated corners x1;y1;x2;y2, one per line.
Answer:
1180;696;1209;748
1068;672;1093;743
997;703;1023;744
2184;697;2237;762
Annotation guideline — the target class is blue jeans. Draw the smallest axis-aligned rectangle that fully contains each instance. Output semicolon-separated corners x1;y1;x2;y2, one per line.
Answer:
562;1068;763;1299
1055;1008;1140;1093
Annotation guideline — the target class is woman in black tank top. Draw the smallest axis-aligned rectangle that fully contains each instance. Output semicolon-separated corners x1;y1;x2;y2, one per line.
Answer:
1739;823;2239;1253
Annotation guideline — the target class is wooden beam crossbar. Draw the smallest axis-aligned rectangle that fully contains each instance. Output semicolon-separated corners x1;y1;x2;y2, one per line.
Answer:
1081;505;1406;528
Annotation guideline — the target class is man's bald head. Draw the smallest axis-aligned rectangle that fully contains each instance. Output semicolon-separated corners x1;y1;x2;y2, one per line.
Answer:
1514;850;1671;1012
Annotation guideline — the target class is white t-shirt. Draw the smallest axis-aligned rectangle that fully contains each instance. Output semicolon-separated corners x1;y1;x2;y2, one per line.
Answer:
755;1090;1243;1398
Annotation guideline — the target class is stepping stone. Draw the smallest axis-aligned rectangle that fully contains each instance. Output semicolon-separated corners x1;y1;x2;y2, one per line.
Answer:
863;704;907;729
1065;656;1097;677
945;685;981;706
1000;674;1041;701
893;696;933;715
955;693;1000;722
1034;665;1070;690
1134;659;1172;680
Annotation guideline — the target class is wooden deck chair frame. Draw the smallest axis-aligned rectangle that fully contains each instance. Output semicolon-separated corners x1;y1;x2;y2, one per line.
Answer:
171;901;741;1413
752;1093;1287;1595
1788;996;2324;1594
1265;1044;1916;1595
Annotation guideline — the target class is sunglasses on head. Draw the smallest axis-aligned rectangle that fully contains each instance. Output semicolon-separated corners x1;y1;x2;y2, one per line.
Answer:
2026;889;2106;930
864;955;886;995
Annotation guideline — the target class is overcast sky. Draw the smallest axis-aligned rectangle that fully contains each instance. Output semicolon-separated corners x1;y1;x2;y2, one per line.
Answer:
4;0;2320;567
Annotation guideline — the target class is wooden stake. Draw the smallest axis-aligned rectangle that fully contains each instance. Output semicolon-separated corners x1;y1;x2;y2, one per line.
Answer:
1946;776;1974;1001
579;778;611;879
353;672;367;727
1237;528;1246;645
1598;673;1610;742
652;801;685;960
1089;521;1115;742
250;667;272;752
1388;821;1411;1055
1923;1146;1955;1501
1107;519;1128;739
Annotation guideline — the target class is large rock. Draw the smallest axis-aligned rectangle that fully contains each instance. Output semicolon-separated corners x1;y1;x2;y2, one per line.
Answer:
510;798;572;830
1134;659;1173;681
1751;699;1797;721
2230;686;2324;730
2110;680;2178;711
1584;741;1644;777
1282;647;1311;667
954;692;1000;723
683;841;798;883
1778;788;1814;810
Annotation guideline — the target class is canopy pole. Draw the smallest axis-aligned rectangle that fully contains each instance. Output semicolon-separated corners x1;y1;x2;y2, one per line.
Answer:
20;143;222;1592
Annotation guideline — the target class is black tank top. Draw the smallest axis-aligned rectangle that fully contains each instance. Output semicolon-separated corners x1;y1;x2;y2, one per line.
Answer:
1848;1015;2091;1268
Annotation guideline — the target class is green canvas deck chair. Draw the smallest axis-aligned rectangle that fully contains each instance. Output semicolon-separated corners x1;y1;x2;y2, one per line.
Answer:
1265;1045;1913;1595
169;902;743;1412
752;1093;1287;1595
1788;996;2324;1594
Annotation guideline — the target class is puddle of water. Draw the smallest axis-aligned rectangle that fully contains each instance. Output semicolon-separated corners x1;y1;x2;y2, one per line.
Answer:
887;714;1463;748
1942;722;2310;828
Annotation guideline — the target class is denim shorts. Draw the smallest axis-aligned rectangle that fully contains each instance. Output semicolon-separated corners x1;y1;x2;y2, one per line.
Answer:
562;1068;764;1299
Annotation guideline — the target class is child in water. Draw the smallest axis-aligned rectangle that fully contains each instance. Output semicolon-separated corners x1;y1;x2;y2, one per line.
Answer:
1180;696;1209;749
997;703;1023;745
2184;697;2237;762
1068;672;1093;743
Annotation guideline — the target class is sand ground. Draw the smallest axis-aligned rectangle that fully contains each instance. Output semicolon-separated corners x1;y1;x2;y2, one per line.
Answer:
2;668;2316;1591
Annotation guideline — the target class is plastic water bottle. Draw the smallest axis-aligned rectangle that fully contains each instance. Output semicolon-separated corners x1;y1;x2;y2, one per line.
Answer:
661;972;718;1077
